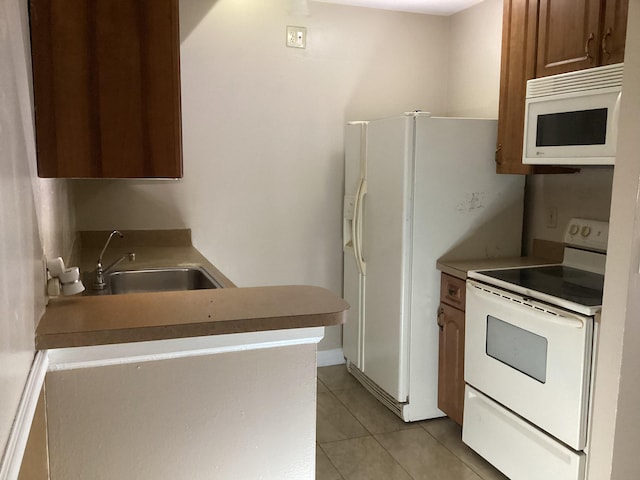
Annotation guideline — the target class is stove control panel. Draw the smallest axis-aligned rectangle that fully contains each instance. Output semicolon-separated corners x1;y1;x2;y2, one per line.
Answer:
564;218;609;252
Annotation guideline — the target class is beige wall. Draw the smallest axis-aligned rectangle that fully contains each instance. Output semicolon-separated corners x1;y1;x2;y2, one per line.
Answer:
446;0;614;247
447;0;503;118
0;0;74;461
72;0;452;352
588;0;640;477
46;344;318;479
72;0;615;354
523;168;614;252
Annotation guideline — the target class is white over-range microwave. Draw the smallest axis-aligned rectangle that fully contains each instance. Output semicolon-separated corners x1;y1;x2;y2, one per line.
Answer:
523;63;623;166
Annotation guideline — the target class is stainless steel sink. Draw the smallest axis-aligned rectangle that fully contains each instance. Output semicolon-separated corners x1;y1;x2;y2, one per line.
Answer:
85;267;223;295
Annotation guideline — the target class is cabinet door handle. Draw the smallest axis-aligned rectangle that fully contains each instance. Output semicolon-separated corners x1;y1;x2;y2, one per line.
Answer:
437;307;445;329
585;32;595;62
602;28;612;58
448;286;460;297
495;144;502;166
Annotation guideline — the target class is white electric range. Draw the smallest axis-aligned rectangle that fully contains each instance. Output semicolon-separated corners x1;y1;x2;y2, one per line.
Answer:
462;218;608;480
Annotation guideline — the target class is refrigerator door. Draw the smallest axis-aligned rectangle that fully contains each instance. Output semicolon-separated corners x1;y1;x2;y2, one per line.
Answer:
361;115;413;402
404;115;524;420
343;113;525;421
343;122;367;369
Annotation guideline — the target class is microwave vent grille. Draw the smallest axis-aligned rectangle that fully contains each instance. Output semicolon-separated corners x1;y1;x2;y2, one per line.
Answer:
527;63;624;98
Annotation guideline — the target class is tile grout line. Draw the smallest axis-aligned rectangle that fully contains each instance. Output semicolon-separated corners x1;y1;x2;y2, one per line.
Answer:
324;380;420;479
318;367;495;480
317;372;410;479
316;372;354;480
418;422;490;480
327;381;421;438
317;368;372;479
316;442;346;480
327;387;377;438
316;388;371;445
370;433;419;480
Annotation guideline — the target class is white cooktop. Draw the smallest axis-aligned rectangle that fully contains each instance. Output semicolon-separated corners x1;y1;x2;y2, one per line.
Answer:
468;218;608;316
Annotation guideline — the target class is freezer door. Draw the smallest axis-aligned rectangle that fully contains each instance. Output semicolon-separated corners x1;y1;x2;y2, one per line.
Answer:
343;123;367;368
361;115;413;402
343;250;363;368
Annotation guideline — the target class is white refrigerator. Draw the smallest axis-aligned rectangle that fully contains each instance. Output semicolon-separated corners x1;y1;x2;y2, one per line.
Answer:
342;112;525;421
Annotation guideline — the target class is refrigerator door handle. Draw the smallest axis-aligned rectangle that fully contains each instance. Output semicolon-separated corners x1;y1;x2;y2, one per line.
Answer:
353;178;367;275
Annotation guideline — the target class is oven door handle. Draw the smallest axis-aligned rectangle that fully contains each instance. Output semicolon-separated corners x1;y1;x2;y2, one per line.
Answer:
469;281;587;329
535;313;585;329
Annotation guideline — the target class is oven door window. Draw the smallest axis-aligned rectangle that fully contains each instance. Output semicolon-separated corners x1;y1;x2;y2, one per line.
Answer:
486;315;548;383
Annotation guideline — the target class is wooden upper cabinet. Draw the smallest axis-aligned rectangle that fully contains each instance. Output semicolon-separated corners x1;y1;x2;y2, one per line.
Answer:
536;0;629;77
30;0;183;178
496;0;628;174
495;0;577;174
536;0;602;77
495;0;538;174
601;0;629;65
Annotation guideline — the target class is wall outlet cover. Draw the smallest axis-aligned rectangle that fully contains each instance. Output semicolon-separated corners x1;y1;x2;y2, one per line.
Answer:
286;25;307;49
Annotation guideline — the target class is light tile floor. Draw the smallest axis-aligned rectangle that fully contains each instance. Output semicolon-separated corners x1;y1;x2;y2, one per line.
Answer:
316;365;509;480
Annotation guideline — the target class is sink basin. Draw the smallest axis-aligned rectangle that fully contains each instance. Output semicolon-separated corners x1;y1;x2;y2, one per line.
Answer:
95;267;223;295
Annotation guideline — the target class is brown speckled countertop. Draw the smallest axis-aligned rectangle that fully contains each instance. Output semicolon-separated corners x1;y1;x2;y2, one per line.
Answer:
75;229;236;288
37;230;348;349
436;256;554;280
437;239;566;280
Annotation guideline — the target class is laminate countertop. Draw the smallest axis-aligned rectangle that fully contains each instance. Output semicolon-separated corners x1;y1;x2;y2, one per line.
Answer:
437;239;566;280
36;230;348;350
436;256;556;280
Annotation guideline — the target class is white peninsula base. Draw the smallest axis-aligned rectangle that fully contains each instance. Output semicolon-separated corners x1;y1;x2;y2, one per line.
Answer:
45;328;323;479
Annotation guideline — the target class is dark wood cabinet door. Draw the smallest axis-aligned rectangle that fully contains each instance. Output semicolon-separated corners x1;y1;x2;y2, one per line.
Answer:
495;0;538;174
30;0;182;178
496;0;580;175
536;0;602;77
437;303;465;426
601;0;629;65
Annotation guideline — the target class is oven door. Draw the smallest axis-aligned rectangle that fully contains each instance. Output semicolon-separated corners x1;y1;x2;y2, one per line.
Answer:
465;280;593;450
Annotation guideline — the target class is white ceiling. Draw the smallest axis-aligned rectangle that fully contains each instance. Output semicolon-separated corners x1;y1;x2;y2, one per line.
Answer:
313;0;486;16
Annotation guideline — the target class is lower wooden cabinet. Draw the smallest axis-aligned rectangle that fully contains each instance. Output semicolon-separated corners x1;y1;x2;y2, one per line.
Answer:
437;274;466;426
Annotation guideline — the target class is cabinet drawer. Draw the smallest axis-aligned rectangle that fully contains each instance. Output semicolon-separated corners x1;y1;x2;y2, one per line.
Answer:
440;273;466;310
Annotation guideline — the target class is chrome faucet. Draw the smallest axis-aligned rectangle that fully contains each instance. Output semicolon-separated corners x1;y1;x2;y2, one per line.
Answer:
93;230;135;290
